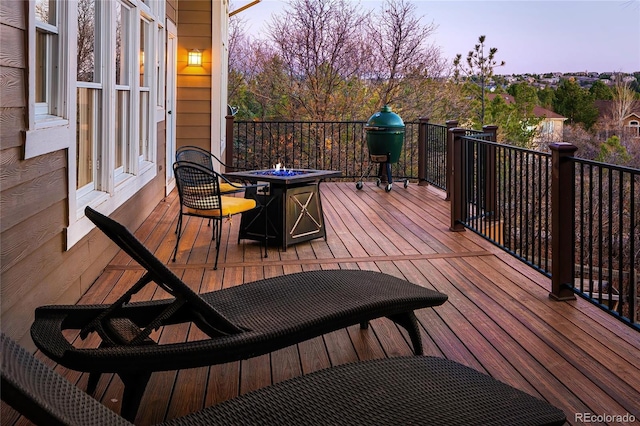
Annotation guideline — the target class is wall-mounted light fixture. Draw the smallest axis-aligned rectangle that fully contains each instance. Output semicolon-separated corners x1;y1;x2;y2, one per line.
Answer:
188;49;202;66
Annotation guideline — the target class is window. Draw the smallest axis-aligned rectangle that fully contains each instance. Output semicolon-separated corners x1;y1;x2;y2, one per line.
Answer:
139;17;151;162
628;120;640;138
24;0;165;247
76;0;100;196
156;25;166;111
26;0;74;159
114;1;132;180
34;0;59;119
29;0;165;247
64;0;165;247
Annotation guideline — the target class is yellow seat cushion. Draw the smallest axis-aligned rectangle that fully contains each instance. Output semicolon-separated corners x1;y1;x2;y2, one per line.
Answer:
185;196;256;218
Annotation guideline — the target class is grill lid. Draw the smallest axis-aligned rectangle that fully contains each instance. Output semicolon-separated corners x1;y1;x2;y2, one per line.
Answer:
365;105;405;130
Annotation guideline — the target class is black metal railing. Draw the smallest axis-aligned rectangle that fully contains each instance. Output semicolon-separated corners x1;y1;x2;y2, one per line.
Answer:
450;130;639;329
422;123;448;190
227;118;640;329
231;120;425;181
573;158;639;326
455;134;554;276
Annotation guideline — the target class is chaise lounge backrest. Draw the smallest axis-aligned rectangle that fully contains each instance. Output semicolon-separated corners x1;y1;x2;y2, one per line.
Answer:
83;206;244;341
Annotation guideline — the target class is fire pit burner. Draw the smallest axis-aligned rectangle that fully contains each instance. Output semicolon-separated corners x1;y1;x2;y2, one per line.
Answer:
252;169;311;177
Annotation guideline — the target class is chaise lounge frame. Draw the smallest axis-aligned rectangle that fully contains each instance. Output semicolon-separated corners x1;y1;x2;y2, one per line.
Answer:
1;334;566;426
30;206;449;421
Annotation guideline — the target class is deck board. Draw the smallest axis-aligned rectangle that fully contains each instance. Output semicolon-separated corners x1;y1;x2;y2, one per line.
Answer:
13;182;640;426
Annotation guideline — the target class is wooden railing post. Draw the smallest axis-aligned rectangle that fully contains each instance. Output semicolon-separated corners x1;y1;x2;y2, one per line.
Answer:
449;127;466;232
483;125;498;220
445;120;459;201
418;117;429;186
224;113;235;172
549;142;578;301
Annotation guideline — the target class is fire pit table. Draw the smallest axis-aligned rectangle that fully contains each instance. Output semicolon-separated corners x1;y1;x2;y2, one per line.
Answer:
224;168;342;251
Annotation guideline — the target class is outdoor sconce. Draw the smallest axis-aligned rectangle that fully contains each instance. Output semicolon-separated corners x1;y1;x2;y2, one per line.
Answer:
188;49;202;66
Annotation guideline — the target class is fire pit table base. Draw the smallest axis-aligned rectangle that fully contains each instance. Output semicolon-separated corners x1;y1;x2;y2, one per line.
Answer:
239;184;325;249
225;169;342;251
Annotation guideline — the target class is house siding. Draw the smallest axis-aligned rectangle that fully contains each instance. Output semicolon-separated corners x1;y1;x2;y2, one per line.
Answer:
167;0;178;23
176;0;212;153
0;2;167;349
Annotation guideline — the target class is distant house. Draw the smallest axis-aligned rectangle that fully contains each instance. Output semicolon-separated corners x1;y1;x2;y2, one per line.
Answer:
487;94;567;144
594;100;640;140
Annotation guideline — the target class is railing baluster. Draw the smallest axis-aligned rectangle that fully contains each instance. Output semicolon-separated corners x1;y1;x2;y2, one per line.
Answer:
608;169;614;308
630;175;637;323
579;163;585;295
598;166;603;305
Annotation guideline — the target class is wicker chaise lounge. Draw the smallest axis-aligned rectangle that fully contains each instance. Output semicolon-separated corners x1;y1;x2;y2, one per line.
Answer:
30;207;449;421
2;334;567;426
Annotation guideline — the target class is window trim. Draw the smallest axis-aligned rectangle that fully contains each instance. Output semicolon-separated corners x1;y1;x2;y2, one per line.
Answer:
65;0;162;249
26;0;75;159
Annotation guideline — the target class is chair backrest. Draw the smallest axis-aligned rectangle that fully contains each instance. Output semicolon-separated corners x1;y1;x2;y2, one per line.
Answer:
175;146;215;170
176;145;250;173
173;161;224;212
84;206;244;336
1;333;132;426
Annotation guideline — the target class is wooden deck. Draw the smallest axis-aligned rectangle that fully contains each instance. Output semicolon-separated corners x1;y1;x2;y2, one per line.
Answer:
7;182;640;425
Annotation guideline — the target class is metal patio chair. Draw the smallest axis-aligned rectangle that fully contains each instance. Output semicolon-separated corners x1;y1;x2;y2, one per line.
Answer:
175;145;250;194
172;160;263;269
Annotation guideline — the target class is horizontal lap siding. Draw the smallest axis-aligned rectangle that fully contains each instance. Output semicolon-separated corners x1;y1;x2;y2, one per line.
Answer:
0;3;166;349
167;0;177;24
176;1;212;153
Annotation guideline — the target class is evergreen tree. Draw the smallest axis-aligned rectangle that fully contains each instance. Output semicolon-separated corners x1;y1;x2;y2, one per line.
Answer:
596;135;631;165
553;79;599;130
537;87;555;110
484;92;540;148
453;35;505;126
589;80;613;100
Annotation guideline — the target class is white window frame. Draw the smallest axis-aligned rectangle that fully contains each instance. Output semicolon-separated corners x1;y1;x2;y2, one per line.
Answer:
76;82;102;197
25;0;75;159
628;120;640;137
139;15;152;164
155;20;166;122
65;0;163;248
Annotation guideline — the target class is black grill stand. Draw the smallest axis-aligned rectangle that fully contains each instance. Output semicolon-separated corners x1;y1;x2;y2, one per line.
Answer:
356;153;408;192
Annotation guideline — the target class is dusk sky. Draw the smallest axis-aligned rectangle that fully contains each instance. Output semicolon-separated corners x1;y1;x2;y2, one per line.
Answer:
232;0;640;75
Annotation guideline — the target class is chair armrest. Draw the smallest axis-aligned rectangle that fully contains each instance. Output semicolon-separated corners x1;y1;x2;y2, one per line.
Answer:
219;173;268;192
211;153;253;172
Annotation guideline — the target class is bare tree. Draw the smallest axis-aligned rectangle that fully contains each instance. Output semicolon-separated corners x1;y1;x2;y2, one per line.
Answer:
269;0;369;120
76;0;95;82
611;76;639;138
366;0;441;108
230;0;462;123
228;13;250;104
